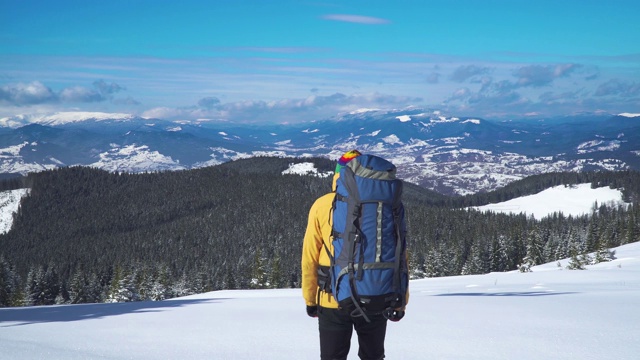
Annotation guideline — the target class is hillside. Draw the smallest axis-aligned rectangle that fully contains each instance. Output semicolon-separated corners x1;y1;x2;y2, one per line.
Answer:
0;159;639;307
472;183;630;219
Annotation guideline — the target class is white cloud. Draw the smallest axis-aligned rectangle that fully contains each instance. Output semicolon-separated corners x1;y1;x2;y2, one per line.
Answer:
142;107;191;120
59;86;103;103
132;91;422;124
321;14;390;25
0;80;128;106
0;81;56;105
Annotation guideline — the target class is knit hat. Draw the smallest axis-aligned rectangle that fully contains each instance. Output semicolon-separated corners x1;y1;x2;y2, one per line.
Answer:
335;150;362;173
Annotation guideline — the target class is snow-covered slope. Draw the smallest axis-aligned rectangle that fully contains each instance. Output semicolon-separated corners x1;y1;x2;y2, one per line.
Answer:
1;241;639;359
281;162;333;178
1;113;637;360
471;183;630;219
0;112;135;127
0;188;29;234
90;144;186;172
2;181;639;359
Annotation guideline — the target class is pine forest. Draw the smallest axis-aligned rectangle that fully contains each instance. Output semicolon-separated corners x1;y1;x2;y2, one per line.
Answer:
1;157;639;307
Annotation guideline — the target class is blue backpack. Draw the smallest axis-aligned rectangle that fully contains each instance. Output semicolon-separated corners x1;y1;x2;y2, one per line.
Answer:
328;154;408;321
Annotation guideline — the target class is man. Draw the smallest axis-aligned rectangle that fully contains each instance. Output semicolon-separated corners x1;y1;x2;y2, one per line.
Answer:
301;150;407;360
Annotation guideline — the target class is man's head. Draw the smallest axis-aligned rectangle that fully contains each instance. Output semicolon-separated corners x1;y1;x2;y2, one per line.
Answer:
335;150;362;174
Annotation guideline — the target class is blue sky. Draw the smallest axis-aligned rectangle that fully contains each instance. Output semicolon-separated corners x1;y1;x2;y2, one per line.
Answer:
1;0;639;123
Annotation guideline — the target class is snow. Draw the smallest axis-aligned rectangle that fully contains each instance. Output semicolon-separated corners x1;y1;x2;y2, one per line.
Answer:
0;142;28;157
396;115;411;122
282;162;332;178
1;241;639;359
90;144;185;172
472;183;629;219
0;111;134;127
0;189;29;234
2;181;640;359
462;119;481;124
441;137;464;144
577;140;621;154
349;108;380;114
618;112;640;117
382;134;402;145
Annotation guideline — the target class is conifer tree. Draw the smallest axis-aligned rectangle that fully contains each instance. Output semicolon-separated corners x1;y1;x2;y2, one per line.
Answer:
593;240;616;264
519;228;544;272
68;268;88;304
269;256;284;289
171;272;192;298
408;251;427;279
0;256;20;307
24;266;46;306
42;265;60;305
152;265;173;300
461;241;487;275
491;235;513;272
566;236;588;270
106;265;125;303
566;253;586;270
586;211;601;252
624;209;638;245
250;249;269;289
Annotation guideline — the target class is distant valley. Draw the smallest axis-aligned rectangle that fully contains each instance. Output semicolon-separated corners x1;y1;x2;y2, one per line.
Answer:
1;109;639;195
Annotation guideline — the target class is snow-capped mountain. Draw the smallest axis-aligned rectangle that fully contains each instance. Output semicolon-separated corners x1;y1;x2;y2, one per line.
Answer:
1;109;639;195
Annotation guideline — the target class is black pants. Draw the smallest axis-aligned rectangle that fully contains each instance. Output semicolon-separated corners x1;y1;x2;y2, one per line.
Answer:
318;306;388;360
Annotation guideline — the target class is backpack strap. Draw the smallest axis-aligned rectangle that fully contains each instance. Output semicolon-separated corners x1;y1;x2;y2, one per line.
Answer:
391;180;406;308
330;193;347;240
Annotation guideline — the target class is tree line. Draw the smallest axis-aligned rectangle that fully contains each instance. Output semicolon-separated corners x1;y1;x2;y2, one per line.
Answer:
1;158;639;307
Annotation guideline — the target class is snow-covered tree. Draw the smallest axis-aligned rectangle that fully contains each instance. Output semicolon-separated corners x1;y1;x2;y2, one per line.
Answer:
23;266;46;306
250;249;269;289
171;272;192;298
269;256;285;289
490;235;514;272
519;229;544;272
0;256;22;307
593;242;616;264
462;241;487;275
41;265;60;305
107;265;140;303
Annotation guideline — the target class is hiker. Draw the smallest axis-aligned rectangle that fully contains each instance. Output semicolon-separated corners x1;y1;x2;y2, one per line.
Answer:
302;150;408;360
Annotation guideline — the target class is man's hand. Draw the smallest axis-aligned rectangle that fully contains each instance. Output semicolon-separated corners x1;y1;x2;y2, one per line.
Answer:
383;308;405;322
306;305;318;318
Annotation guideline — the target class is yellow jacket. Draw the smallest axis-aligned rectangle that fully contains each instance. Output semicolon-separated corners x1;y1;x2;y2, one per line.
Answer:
301;173;409;309
301;173;340;308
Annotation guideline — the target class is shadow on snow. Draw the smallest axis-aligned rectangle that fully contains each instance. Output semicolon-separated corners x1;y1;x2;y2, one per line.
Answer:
435;291;578;297
0;298;227;327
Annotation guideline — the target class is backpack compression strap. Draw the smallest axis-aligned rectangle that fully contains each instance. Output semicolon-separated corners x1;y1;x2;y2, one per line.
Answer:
391;180;406;308
340;165;371;322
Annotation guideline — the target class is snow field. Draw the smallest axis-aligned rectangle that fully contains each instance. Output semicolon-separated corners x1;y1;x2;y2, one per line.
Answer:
1;242;639;359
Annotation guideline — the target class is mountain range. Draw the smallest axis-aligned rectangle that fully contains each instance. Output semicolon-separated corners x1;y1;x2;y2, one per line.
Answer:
1;109;639;195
